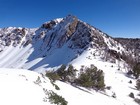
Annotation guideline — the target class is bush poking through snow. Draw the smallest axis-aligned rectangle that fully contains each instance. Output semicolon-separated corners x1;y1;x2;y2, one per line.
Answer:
43;89;67;105
54;84;60;90
48;91;68;105
106;86;111;90
46;64;105;90
56;64;77;82
56;65;67;81
112;92;116;98
46;71;60;82
129;92;135;98
51;81;60;90
34;76;42;85
46;65;77;83
134;98;140;104
133;62;140;79
136;79;140;90
65;64;77;83
128;80;132;84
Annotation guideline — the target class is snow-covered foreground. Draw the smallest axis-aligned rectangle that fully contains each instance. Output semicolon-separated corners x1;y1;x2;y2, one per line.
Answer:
0;68;49;105
0;68;138;105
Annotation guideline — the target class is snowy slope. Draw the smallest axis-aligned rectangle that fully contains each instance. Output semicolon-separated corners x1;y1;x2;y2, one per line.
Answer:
0;68;52;105
0;68;137;105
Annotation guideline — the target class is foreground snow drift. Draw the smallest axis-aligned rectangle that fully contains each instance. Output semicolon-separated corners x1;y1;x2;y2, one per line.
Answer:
0;68;138;105
0;68;49;105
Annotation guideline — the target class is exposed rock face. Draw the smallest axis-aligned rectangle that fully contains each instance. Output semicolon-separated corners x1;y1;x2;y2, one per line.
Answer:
0;27;35;48
42;20;56;29
0;15;112;51
66;15;78;37
56;15;78;47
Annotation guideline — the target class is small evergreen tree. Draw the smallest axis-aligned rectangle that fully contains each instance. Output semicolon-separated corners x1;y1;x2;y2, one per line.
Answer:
46;65;77;82
133;62;140;79
66;64;77;83
46;71;60;82
136;79;140;90
48;91;68;105
129;92;135;98
95;70;105;90
56;65;67;81
75;66;105;90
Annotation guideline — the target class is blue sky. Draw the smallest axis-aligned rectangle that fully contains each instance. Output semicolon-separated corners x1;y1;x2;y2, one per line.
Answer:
0;0;140;38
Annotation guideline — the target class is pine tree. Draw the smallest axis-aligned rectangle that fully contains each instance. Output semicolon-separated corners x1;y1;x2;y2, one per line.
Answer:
75;65;105;90
57;65;67;81
133;62;140;79
66;64;77;82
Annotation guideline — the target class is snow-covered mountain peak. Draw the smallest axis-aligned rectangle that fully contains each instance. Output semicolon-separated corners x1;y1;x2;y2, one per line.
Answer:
0;15;132;71
0;15;139;105
65;14;77;22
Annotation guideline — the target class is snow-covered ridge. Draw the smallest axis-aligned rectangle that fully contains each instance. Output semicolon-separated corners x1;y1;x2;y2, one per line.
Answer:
0;15;131;71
